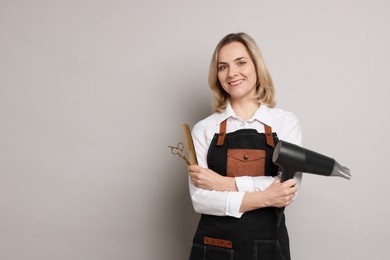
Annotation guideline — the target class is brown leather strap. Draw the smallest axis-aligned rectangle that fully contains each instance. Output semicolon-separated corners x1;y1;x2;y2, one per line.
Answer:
218;119;274;148
264;124;275;148
217;119;227;146
204;236;233;249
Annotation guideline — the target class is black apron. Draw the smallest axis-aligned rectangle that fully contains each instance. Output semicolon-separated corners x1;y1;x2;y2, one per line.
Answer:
189;119;291;260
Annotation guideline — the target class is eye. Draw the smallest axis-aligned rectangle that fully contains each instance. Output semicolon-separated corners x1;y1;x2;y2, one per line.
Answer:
237;61;247;66
218;65;226;71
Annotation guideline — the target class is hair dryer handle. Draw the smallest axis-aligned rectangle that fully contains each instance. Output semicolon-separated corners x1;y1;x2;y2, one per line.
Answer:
280;168;297;182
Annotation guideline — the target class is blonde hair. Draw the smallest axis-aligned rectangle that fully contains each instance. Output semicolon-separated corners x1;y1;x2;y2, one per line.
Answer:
209;33;276;112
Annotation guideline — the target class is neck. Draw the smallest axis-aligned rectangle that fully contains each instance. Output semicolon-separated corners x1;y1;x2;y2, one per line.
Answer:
230;99;259;121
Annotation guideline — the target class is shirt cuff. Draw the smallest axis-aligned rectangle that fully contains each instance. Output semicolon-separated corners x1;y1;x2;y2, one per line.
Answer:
225;191;245;218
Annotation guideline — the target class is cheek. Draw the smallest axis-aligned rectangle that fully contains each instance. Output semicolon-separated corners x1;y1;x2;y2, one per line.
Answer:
240;66;253;76
243;67;257;82
218;75;229;92
217;72;225;84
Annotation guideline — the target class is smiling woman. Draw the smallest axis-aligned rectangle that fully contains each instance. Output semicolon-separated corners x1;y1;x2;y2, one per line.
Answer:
208;33;276;114
217;42;259;120
187;32;302;260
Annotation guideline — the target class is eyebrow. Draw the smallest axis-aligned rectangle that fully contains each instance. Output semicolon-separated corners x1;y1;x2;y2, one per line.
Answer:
218;57;247;65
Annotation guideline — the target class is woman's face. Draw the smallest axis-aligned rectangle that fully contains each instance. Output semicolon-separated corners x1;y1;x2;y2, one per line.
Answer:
217;41;257;103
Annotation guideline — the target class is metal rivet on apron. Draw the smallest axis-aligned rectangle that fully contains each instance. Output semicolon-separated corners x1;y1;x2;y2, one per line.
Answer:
243;155;249;160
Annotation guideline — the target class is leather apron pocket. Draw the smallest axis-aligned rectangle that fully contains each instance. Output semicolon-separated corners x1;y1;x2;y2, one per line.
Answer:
254;240;287;260
190;244;234;260
227;149;266;177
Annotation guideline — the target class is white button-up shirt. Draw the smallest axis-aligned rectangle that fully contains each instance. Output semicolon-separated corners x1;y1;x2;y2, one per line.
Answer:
189;103;303;218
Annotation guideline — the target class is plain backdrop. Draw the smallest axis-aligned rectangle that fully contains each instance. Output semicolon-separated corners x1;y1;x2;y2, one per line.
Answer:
1;0;389;259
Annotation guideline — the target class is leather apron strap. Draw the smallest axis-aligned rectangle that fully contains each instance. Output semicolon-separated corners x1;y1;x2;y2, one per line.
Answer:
216;119;227;146
264;124;275;148
217;119;275;148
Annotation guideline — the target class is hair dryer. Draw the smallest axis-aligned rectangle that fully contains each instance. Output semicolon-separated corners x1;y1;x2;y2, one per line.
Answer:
272;140;351;226
272;140;351;182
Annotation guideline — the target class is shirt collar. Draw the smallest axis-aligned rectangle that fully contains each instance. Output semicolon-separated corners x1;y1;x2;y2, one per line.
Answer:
251;105;273;127
216;102;274;127
216;102;235;125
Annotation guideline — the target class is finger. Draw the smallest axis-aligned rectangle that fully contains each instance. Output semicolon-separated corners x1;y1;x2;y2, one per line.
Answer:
188;172;199;181
189;171;201;178
188;166;200;174
287;194;295;205
283;178;297;187
291;185;298;193
190;176;200;185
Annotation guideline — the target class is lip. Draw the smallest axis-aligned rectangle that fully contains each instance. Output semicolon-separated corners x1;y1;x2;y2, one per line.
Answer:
228;79;244;86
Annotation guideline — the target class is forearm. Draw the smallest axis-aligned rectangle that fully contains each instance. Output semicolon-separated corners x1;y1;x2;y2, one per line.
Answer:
217;176;238;192
240;179;298;213
239;191;268;213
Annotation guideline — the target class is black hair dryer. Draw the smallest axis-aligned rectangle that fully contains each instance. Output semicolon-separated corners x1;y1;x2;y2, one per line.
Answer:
272;140;351;226
272;140;351;182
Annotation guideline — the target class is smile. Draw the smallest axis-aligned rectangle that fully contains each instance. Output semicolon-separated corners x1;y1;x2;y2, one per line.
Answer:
228;79;244;86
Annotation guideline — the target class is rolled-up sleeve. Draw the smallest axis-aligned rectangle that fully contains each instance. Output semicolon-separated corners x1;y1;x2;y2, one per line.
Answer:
189;180;244;218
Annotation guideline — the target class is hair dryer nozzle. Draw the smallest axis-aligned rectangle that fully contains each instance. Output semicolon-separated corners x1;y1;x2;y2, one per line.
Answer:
331;160;351;180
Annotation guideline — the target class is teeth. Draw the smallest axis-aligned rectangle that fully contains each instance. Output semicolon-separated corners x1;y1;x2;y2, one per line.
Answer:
229;79;244;86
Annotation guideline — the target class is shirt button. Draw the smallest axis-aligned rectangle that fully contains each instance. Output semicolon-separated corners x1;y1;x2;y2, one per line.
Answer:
243;155;249;160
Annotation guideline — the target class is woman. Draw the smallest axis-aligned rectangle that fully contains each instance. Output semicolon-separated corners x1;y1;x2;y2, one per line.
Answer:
188;33;302;260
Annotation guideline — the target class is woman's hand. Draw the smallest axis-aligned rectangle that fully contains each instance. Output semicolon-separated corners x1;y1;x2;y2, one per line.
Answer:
188;165;237;192
262;179;298;208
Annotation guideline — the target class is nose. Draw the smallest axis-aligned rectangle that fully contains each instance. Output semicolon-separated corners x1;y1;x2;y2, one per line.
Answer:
228;66;238;78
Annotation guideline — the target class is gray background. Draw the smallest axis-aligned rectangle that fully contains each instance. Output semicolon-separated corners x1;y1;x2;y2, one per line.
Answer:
1;0;389;259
